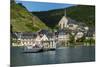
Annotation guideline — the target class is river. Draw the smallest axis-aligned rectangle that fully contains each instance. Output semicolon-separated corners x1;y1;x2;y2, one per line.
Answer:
11;46;95;66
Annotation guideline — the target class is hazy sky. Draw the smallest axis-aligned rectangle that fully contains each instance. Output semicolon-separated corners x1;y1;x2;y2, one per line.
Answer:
15;0;75;12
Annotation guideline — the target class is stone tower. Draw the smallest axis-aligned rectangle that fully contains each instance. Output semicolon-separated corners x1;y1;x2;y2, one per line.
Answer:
58;9;68;29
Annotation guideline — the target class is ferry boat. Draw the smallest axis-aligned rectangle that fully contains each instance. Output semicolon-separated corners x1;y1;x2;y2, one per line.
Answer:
24;44;43;53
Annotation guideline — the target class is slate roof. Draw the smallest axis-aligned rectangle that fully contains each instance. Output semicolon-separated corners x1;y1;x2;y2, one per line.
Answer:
11;32;37;39
38;29;49;35
20;32;37;39
57;29;69;35
84;28;95;37
58;16;78;25
11;32;18;38
46;32;55;38
67;17;78;24
11;32;22;39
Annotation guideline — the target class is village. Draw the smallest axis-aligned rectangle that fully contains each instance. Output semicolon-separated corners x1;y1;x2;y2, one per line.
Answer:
11;10;95;49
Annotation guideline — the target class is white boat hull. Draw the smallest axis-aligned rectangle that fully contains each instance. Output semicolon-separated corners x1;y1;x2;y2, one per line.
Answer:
24;45;43;53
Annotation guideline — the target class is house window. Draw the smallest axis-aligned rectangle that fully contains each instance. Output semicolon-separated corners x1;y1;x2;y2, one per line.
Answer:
63;23;65;28
69;24;73;27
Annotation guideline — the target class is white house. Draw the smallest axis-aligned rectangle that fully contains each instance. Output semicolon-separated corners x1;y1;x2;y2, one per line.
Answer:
35;35;42;45
93;33;95;40
84;26;89;31
68;24;78;30
57;30;70;42
75;32;84;41
18;32;36;46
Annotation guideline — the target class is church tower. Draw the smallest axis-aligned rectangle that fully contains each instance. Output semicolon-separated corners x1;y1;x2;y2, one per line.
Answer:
58;9;68;29
64;8;66;17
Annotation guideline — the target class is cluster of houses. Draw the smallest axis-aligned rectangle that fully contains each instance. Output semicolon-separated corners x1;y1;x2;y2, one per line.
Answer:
11;30;57;48
11;10;95;47
58;11;95;43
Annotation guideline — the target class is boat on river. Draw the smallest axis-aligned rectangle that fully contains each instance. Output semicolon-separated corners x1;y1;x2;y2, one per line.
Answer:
24;44;43;53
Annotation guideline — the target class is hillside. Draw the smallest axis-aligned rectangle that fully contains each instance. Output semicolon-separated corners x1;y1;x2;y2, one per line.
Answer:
11;0;48;32
32;5;95;29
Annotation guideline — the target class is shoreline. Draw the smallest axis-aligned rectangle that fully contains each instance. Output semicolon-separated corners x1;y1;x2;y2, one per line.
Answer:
11;44;95;48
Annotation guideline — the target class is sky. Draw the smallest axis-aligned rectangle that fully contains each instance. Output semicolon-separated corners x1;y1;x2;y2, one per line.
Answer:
15;0;75;12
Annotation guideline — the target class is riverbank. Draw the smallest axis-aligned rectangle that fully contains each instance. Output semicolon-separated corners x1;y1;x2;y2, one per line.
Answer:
11;43;95;48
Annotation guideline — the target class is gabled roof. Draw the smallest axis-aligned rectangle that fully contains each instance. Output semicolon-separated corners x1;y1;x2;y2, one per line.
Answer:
41;34;48;41
38;29;49;35
11;32;18;38
67;18;78;24
58;16;78;25
84;28;95;37
57;29;69;35
11;32;22;39
14;32;37;39
22;32;37;39
47;32;55;38
35;35;42;41
58;16;68;25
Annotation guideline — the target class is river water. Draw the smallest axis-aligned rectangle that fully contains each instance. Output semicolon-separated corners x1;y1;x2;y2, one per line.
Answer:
11;46;95;66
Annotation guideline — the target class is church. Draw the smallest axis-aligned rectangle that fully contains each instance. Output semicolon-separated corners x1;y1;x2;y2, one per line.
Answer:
58;9;78;30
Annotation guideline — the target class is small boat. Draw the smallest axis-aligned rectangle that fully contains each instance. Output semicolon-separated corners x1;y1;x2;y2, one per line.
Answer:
24;44;43;53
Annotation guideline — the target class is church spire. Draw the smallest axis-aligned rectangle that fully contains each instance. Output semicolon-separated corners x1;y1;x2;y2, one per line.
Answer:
64;8;66;17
